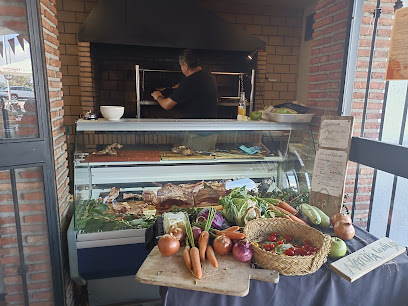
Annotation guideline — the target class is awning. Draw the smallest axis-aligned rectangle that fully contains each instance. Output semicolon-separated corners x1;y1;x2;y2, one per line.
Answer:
0;58;32;76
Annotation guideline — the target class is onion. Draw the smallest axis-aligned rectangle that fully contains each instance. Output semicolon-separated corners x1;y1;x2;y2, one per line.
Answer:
232;240;253;263
213;234;232;255
331;213;352;226
158;234;180;256
334;220;355;240
169;225;185;242
192;226;202;245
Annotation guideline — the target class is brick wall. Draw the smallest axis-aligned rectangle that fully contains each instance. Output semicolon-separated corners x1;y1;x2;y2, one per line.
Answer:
306;0;351;133
40;0;74;304
56;0;304;135
55;0;97;161
343;0;395;227
198;0;304;110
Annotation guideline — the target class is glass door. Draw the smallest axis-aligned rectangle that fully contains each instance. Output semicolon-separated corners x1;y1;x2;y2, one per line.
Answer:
0;0;64;304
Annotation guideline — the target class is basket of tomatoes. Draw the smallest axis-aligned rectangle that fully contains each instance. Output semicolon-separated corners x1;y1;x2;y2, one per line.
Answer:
244;217;331;275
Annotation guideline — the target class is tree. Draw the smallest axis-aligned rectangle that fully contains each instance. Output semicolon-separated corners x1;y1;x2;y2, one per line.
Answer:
10;76;32;87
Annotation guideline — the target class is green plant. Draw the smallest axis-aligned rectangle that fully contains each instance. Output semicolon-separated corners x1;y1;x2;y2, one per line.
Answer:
75;199;157;233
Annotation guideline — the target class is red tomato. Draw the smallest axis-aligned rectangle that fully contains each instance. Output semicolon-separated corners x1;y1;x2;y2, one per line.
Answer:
285;249;295;256
268;235;277;242
269;244;275;249
277;239;284;244
309;246;315;252
265;244;271;251
276;241;284;246
270;232;278;237
284;235;293;242
295;248;307;256
304;239;312;246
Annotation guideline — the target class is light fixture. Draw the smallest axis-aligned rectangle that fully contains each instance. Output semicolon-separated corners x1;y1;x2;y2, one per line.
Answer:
247;50;258;61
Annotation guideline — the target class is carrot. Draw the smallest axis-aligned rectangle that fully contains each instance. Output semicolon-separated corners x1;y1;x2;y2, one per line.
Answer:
183;246;192;270
190;247;202;279
206;245;218;268
268;204;277;210
223;226;240;232
289;214;309;226
278;201;297;215
221;231;246;240
274;206;291;215
199;231;210;261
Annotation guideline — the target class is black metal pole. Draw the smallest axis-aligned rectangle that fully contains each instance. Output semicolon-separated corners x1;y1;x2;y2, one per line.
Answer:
351;0;382;220
10;169;30;305
367;0;405;233
366;82;389;231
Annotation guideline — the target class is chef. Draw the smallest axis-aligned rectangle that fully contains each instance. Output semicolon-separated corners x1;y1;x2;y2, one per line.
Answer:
151;49;218;119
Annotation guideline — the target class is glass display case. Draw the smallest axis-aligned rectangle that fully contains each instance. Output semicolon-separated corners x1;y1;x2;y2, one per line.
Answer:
68;118;315;283
73;119;316;235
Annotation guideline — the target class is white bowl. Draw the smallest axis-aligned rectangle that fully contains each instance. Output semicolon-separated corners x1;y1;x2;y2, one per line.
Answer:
100;106;124;120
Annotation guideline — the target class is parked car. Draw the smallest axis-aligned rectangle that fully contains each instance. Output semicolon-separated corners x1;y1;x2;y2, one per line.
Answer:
0;86;35;100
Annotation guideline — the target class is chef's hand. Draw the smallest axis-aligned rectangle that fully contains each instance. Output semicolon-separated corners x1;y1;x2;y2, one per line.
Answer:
151;91;163;101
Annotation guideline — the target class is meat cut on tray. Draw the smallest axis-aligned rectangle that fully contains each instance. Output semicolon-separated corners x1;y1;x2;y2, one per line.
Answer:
156;183;195;212
101;180;230;213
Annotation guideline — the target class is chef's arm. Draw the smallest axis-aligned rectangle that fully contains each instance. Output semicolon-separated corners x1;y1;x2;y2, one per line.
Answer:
151;90;177;111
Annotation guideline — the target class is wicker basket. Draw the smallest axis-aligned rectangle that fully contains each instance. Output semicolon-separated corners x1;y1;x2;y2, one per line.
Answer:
244;217;331;276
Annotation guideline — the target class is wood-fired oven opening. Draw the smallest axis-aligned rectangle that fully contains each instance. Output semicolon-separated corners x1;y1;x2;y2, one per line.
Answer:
90;44;255;119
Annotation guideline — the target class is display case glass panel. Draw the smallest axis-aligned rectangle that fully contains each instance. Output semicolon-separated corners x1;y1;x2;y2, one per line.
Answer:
74;119;315;234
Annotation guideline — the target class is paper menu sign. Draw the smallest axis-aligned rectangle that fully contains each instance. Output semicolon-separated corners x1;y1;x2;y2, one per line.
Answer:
385;6;408;80
309;116;354;218
311;149;348;197
318;120;352;150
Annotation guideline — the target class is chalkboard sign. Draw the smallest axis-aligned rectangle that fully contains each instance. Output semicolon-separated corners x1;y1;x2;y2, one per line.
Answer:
330;237;406;282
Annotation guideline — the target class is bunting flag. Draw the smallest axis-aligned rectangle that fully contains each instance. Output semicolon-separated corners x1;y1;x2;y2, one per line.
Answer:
22;35;29;44
8;38;15;54
17;35;25;51
0;42;3;58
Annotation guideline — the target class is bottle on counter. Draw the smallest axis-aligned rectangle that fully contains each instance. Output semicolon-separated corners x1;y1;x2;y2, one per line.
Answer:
238;92;247;117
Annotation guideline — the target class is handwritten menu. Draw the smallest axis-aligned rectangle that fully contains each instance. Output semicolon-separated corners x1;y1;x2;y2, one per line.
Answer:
310;116;354;217
311;149;348;197
330;237;406;282
318;120;352;150
386;7;408;80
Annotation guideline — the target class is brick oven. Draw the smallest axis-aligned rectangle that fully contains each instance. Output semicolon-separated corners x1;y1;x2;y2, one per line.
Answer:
77;0;266;119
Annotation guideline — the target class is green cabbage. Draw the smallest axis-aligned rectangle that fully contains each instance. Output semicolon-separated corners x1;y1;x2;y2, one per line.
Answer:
219;186;258;226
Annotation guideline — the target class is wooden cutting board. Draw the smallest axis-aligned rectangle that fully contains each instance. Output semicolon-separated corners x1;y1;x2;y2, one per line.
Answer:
87;150;161;162
135;246;279;297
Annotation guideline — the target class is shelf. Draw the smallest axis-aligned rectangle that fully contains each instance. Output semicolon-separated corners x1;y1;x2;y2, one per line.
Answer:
75;155;284;167
139;99;239;107
75;162;278;185
76;119;310;132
